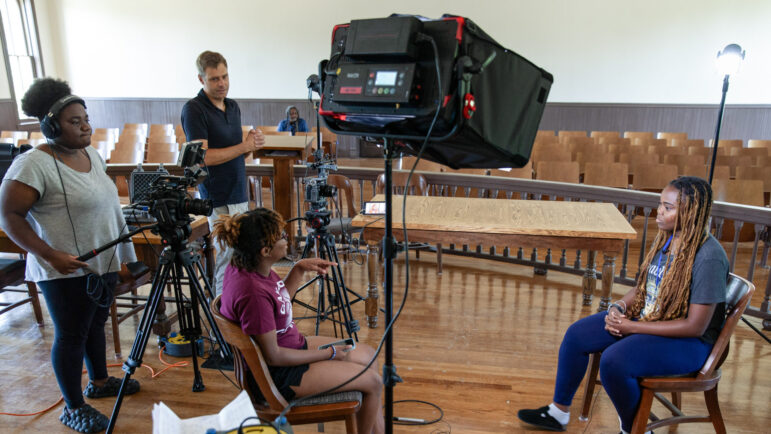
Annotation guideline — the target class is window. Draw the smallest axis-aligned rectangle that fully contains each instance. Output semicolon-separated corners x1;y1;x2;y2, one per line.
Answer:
0;0;43;122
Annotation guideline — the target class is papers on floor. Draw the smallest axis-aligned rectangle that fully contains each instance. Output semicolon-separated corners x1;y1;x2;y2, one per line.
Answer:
152;389;258;434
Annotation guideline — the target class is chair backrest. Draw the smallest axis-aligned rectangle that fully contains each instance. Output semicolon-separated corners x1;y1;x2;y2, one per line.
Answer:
376;171;428;196
535;130;555;139
631;163;677;191
590;130;620;140
326;174;357;217
712;179;764;206
698;273;754;378
535;161;580;183
557;130;587;138
489;160;533;180
656;132;688;142
735;166;771;193
584;162;628;188
211;295;289;410
624;131;655;140
747;139;771;151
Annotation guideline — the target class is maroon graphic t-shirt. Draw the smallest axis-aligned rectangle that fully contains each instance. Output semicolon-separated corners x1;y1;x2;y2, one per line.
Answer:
220;265;305;349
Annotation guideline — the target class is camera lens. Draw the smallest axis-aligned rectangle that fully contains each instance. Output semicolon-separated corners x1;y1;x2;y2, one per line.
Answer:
183;198;213;216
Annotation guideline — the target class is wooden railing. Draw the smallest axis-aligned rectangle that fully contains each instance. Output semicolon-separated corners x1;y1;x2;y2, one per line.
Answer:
106;163;771;328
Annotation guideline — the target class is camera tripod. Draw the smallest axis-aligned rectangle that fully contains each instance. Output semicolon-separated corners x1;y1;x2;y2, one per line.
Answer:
292;210;364;341
80;222;232;434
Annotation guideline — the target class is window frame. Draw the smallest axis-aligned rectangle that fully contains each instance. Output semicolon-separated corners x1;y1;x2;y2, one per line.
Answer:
0;0;45;125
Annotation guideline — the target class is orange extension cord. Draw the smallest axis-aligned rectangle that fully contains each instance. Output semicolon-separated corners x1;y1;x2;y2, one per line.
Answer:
0;351;188;417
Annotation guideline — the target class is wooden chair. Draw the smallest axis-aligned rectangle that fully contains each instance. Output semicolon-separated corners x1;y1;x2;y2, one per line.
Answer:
566;139;604;159
0;130;28;145
122;123;148;137
712;179;765;242
324;174;361;258
710;155;752;177
145;150;179;164
729;147;768;165
583;162;628;188
534;134;560;145
109;144;144;165
597;137;631;147
681;165;730;181
623;131;655;140
146;141;179;153
575;151;614;174
210;296;362;432
536;130;555;139
687;146;713;159
631;163;677;192
530;142;570;166
535;161;579;184
709;139;743;150
656;132;687;144
589;131;620;141
747;139;771;152
148;124;174;138
656;146;686;158
110;262;152;358
0;257;43;326
663;154;706;175
632;138;667;148
376;172;443;271
559;135;594;147
735;166;771;202
579;273;754;434
557;130;587;138
618;152;658;165
29;131;45;140
671;139;704;148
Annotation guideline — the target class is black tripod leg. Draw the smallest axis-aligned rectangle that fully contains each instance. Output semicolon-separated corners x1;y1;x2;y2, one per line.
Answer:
323;238;359;341
172;261;205;392
106;253;174;434
183;252;232;360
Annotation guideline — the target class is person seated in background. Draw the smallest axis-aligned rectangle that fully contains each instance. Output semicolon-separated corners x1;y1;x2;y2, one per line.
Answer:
277;105;309;135
213;208;384;434
517;176;728;434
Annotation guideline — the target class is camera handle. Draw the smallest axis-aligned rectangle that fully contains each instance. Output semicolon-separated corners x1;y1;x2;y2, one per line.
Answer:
76;223;158;262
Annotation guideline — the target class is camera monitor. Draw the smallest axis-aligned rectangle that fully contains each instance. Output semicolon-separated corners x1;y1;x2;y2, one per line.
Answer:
318;14;553;169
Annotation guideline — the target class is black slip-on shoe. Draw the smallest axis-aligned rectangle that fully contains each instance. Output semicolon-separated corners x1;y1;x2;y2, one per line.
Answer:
517;406;566;431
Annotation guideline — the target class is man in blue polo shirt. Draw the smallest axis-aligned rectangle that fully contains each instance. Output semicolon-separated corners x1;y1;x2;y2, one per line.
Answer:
181;50;264;296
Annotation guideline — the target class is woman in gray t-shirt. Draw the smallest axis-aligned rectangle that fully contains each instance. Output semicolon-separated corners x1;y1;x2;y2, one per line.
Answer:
0;78;138;433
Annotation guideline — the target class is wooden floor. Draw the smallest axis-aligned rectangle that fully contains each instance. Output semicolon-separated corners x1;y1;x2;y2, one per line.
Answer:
1;246;769;433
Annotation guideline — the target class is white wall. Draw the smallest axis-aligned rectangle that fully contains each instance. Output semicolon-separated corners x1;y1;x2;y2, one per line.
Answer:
33;0;771;104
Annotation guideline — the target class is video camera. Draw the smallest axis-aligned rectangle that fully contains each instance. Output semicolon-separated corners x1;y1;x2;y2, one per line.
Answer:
133;141;213;241
302;148;338;228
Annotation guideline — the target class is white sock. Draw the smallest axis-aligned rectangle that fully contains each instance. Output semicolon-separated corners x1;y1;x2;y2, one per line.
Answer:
547;403;570;426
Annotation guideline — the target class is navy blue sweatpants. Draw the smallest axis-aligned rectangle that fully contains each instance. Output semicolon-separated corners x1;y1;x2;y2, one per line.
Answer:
553;311;712;432
38;273;116;409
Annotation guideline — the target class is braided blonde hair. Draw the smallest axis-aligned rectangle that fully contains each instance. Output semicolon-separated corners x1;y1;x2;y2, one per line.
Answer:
627;177;713;321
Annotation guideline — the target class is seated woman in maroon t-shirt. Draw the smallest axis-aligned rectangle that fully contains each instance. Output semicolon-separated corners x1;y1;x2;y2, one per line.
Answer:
213;208;384;434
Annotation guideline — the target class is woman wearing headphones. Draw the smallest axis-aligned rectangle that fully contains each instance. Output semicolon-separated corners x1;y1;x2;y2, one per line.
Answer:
0;78;139;433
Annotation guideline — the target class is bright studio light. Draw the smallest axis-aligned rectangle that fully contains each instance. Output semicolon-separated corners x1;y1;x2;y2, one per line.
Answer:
716;43;745;76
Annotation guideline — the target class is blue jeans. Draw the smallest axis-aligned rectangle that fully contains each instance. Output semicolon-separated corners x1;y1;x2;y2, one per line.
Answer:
38;273;116;409
553;312;712;432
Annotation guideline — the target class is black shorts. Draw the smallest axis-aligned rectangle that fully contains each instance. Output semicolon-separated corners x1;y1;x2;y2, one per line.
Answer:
246;341;310;401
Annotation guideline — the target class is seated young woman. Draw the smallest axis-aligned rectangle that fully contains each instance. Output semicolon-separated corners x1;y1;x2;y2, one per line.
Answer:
517;176;728;434
212;208;384;434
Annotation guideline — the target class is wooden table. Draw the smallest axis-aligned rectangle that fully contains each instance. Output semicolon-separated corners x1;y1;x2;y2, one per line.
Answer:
0;215;213;336
253;135;313;248
352;195;638;327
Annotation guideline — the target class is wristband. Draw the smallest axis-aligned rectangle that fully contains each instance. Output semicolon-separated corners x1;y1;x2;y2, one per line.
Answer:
607;300;626;314
329;345;336;360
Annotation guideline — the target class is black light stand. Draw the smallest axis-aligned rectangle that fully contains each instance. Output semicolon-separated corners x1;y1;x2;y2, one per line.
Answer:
708;74;730;184
708;43;745;184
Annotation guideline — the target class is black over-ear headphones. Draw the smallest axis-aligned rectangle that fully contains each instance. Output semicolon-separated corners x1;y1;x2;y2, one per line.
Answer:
40;95;86;139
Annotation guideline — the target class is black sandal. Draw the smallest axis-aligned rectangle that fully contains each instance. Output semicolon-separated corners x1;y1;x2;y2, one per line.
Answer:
59;404;108;433
83;376;140;399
